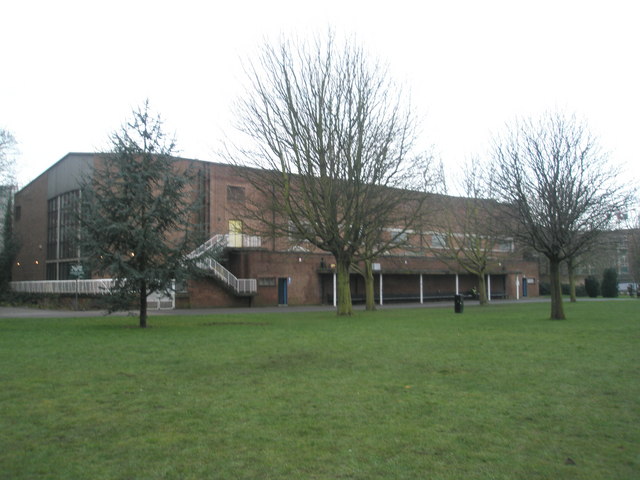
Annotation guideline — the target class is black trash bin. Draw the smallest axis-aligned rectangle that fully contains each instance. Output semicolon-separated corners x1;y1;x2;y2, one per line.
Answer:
454;294;464;313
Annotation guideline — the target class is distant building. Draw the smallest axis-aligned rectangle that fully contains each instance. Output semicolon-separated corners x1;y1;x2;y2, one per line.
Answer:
537;228;639;291
11;153;541;308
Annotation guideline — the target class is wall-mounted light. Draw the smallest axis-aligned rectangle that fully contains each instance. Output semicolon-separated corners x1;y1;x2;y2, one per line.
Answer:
16;262;21;267
298;257;302;263
34;260;39;265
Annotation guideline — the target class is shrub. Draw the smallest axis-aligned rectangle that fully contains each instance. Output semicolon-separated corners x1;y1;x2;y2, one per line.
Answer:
539;282;550;295
575;284;587;297
584;276;600;297
601;268;619;298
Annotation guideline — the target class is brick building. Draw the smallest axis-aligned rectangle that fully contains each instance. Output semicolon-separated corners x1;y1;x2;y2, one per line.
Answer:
11;153;540;308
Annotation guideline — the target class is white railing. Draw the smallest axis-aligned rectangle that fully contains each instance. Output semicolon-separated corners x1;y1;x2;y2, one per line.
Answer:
239;234;262;248
10;279;114;295
189;234;227;259
146;283;176;310
10;232;260;302
188;234;258;295
9;279;175;310
192;256;257;295
189;234;261;258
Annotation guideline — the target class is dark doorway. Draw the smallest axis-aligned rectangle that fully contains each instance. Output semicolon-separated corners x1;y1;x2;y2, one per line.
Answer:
278;278;288;305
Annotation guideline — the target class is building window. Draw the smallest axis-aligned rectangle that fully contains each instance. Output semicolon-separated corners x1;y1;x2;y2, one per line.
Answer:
258;277;276;287
386;228;409;246
59;190;80;259
619;252;629;274
46;263;57;281
494;238;514;253
227;186;245;203
47;198;59;259
431;233;447;249
46;190;81;279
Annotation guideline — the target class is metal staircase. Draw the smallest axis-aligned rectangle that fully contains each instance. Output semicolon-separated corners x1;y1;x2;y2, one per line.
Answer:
188;234;259;295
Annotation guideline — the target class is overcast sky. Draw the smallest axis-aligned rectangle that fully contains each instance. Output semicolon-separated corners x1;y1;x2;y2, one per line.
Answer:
2;0;638;191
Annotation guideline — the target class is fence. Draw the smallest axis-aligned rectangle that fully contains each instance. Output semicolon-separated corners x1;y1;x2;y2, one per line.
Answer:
10;279;175;310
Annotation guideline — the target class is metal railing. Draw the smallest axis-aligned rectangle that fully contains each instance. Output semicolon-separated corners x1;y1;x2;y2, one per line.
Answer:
11;279;114;295
192;255;257;295
188;234;259;295
10;233;259;303
9;279;175;310
189;234;261;258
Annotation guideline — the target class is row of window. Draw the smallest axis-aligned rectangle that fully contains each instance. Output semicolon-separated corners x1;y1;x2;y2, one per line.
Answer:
47;191;81;280
388;230;514;253
42;185;515;280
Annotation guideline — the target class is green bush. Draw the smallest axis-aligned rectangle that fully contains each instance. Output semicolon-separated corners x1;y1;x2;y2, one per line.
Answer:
538;282;587;296
584;276;600;297
601;268;619;298
575;284;587;297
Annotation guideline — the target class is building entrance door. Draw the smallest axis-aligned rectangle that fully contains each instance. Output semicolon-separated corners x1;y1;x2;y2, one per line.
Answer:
278;278;288;305
228;220;242;248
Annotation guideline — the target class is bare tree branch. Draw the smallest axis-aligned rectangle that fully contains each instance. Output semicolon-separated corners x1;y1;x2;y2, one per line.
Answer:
490;111;633;319
225;32;434;315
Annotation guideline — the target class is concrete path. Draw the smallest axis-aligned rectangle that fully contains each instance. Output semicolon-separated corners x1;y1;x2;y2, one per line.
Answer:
0;297;557;319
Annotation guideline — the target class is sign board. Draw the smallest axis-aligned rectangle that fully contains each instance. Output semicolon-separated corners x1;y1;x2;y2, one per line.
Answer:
70;264;84;278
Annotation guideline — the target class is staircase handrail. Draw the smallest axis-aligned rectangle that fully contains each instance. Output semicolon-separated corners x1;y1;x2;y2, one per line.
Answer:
188;234;257;295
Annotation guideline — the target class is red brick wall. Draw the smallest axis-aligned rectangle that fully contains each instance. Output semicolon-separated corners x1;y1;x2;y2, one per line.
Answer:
12;174;48;281
186;276;251;309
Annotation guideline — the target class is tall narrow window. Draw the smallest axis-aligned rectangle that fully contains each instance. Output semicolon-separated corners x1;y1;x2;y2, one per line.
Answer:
46;190;81;279
59;190;80;259
47;198;59;259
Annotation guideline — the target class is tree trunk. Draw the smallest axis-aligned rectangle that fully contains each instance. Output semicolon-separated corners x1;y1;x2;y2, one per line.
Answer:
139;280;148;328
567;257;577;303
549;258;566;320
364;259;376;311
477;272;488;306
336;258;353;316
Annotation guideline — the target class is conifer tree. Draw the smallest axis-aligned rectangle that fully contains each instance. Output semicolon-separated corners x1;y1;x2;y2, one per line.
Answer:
81;102;201;327
0;196;19;298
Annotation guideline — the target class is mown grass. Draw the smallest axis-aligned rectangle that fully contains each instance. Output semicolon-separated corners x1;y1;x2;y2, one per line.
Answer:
1;300;638;479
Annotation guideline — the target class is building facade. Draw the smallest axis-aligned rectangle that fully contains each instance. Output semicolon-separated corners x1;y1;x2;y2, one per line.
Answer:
12;153;540;307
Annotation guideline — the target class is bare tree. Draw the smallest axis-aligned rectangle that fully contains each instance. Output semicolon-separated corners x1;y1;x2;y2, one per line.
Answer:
347;156;444;311
629;219;640;295
227;33;432;315
490;111;631;319
0;129;17;185
426;165;507;305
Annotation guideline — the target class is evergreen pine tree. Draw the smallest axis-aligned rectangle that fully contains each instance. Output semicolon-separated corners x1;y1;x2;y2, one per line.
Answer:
0;195;19;299
80;101;202;327
584;275;600;298
601;268;619;298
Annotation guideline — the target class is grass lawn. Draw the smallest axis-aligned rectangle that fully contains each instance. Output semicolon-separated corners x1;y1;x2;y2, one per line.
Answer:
1;300;638;479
